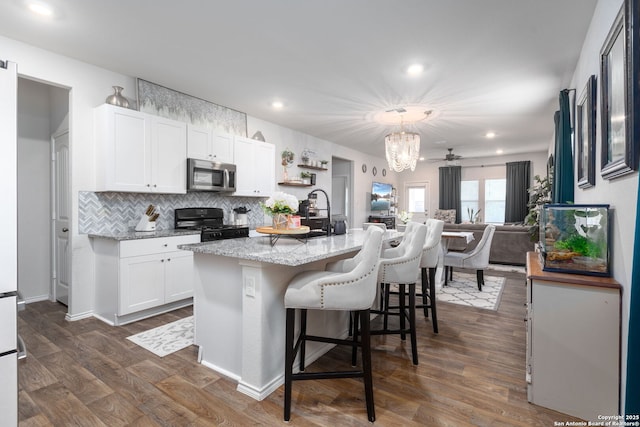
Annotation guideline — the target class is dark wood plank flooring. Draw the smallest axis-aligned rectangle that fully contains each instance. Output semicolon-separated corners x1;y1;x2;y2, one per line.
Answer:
18;270;582;426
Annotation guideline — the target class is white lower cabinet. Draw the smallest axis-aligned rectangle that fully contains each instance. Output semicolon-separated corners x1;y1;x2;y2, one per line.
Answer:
526;253;620;421
94;234;199;325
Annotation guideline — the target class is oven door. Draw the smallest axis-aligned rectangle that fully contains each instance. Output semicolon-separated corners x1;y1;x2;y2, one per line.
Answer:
187;158;234;192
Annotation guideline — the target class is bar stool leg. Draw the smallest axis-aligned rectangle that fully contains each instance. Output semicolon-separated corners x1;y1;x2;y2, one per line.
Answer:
408;284;418;365
383;283;390;330
399;284;406;340
359;309;375;422
284;308;295;421
299;309;307;372
428;266;439;334
421;268;429;317
351;311;360;367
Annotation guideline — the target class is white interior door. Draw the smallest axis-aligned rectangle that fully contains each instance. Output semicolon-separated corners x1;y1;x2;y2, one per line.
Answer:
53;130;70;305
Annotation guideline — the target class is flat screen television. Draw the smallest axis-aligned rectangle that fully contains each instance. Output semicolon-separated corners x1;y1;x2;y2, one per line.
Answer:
371;181;393;211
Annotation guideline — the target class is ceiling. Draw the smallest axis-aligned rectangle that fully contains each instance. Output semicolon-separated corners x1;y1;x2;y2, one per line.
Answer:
0;0;598;161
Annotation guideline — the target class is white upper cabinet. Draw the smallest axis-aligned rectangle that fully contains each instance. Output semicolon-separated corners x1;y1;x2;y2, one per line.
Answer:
233;136;275;197
187;124;234;163
95;104;186;194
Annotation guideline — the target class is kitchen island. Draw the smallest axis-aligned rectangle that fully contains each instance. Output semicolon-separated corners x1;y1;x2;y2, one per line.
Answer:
178;229;402;400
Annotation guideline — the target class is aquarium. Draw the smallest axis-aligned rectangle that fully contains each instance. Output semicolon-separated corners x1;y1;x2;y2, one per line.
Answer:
539;204;610;276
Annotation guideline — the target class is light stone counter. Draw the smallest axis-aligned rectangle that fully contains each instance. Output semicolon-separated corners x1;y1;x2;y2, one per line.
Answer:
178;228;403;401
178;229;403;266
89;228;200;241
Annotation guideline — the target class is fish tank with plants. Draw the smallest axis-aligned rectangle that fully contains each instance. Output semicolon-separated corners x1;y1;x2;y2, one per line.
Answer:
539;204;610;276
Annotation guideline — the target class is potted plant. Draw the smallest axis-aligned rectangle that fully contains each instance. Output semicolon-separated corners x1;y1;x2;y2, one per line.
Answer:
320;160;329;169
466;207;482;224
261;191;299;229
525;174;552;242
300;171;312;185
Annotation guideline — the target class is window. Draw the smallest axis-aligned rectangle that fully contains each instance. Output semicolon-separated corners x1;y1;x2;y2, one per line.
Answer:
461;180;479;221
460;178;506;224
404;182;430;220
484;178;506;224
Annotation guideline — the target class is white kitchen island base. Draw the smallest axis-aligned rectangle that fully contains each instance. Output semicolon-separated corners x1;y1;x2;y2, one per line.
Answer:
182;229;402;400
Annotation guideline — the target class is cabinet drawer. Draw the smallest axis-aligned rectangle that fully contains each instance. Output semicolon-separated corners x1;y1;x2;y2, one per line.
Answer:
120;234;199;258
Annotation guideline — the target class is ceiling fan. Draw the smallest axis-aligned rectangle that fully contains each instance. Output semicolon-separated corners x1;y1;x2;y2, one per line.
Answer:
429;148;463;164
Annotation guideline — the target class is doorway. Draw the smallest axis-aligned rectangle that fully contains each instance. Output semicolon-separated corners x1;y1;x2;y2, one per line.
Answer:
17;78;70;306
331;157;353;227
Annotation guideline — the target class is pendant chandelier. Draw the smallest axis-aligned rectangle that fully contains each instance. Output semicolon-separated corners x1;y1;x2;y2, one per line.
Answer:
385;117;420;172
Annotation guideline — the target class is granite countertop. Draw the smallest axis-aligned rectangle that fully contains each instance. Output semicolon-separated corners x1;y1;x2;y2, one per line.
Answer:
88;229;201;241
178;229;403;267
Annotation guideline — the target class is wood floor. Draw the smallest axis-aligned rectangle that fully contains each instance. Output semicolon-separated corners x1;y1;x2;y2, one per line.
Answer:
17;270;582;426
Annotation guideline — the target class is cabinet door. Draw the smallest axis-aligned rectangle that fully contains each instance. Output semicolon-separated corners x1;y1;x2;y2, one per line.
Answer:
212;132;234;163
254;140;275;197
152;117;187;194
164;251;194;303
119;254;165;315
187;124;211;161
99;106;151;192
233;136;255;196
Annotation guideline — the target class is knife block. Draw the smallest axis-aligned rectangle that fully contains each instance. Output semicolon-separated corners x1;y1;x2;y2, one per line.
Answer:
135;215;156;232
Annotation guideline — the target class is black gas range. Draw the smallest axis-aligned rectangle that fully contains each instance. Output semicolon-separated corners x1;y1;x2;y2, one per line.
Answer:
174;208;249;242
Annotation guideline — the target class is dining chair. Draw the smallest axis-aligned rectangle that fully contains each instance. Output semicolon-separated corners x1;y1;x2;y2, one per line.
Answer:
444;224;496;291
283;226;384;422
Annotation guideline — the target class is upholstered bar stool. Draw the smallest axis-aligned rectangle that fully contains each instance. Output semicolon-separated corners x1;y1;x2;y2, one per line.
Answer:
372;223;427;365
416;219;444;333
283;227;384;422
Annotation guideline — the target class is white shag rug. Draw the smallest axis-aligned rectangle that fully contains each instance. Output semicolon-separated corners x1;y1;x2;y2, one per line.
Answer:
436;272;505;310
127;316;194;357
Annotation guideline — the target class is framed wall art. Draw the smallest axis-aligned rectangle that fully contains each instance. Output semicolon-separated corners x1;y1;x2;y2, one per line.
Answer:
599;0;640;180
577;75;596;189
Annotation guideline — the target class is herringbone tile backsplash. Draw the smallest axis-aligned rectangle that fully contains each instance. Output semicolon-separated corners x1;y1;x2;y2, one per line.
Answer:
78;191;266;234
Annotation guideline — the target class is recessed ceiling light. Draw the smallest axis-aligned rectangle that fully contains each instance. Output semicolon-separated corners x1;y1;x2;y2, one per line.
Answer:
407;64;424;76
28;2;53;16
271;101;284;109
419;157;425;161
485;132;496;139
496;149;503;154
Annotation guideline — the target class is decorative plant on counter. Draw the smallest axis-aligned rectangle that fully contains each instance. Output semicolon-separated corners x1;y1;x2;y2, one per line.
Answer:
261;191;299;229
524;174;552;242
397;210;413;224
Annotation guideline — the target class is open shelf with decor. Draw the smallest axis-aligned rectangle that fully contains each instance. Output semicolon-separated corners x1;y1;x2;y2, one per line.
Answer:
297;164;328;171
278;182;313;187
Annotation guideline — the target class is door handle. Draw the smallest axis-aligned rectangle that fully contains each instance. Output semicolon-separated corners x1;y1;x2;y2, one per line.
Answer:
62;227;69;232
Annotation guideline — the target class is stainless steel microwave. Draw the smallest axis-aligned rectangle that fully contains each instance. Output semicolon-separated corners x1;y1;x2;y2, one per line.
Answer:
187;158;236;192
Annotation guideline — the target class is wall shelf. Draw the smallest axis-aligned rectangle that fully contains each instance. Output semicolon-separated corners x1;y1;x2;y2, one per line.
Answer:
297;164;328;171
278;181;313;187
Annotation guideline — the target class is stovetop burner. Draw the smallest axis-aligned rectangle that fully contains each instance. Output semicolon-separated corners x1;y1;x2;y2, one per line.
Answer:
175;208;249;241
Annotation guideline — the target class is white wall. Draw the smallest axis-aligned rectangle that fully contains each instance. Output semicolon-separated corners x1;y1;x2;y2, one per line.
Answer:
396;151;549;217
569;0;635;409
17;78;51;301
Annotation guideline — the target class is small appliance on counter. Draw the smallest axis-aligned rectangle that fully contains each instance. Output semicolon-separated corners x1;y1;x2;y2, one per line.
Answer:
175;208;249;241
232;206;251;226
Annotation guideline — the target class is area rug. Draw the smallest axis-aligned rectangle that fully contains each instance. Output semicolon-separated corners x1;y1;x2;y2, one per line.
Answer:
127;316;194;357
436;272;505;310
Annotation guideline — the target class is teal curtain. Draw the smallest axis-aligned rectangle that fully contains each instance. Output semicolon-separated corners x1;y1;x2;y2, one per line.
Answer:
625;180;640;414
439;166;461;223
552;90;574;203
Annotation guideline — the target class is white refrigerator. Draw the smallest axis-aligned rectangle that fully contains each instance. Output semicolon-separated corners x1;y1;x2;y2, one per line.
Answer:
0;59;19;426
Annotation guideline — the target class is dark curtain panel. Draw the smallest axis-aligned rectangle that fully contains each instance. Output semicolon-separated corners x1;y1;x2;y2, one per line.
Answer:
505;161;531;223
552;90;574;203
439;166;461;223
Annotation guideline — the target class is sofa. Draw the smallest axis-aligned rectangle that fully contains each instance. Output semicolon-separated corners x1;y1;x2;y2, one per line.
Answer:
443;223;534;266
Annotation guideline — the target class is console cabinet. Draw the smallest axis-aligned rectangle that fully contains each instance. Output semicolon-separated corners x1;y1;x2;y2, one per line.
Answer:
94;104;187;194
367;215;396;230
525;252;620;420
93;234;200;325
233;136;275;197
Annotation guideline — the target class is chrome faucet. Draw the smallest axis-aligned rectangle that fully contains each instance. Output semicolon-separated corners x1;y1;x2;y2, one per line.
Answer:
308;189;331;237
